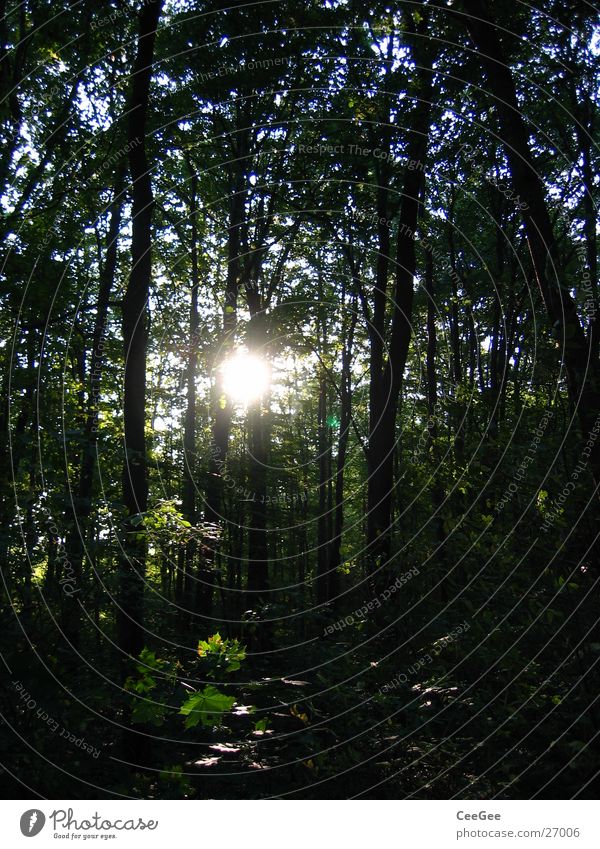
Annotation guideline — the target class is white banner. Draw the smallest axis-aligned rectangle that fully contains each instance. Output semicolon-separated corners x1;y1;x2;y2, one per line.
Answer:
0;800;598;848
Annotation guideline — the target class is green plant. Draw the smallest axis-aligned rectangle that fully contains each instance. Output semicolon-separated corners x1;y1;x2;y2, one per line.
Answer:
196;632;246;677
179;685;237;729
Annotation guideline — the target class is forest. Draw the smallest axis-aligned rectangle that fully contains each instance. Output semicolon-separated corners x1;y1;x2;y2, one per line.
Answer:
1;0;599;800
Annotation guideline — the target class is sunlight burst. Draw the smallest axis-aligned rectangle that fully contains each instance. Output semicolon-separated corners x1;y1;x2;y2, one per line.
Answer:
221;349;270;404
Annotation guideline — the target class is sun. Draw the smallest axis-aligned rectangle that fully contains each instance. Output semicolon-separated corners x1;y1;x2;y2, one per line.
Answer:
221;349;270;404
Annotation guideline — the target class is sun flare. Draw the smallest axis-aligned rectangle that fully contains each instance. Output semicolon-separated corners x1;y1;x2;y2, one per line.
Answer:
221;349;270;404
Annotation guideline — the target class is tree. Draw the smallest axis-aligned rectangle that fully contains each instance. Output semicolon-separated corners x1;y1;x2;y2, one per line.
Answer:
461;0;600;488
118;0;163;661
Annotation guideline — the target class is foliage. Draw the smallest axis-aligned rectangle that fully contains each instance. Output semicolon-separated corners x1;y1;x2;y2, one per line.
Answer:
1;0;599;802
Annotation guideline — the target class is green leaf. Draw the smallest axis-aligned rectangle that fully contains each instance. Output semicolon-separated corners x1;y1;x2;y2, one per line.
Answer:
179;685;236;728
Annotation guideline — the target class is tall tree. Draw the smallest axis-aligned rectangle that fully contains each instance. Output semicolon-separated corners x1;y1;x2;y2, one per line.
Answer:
63;164;125;646
181;169;201;616
118;0;163;661
365;11;436;579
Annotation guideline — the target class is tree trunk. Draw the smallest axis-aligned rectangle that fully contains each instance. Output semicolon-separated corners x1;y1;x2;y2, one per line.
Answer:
447;200;466;459
63;165;125;646
425;247;448;601
329;298;357;601
366;42;434;577
316;364;332;604
203;150;247;615
118;0;162;662
245;299;269;604
315;259;332;604
182;172;201;619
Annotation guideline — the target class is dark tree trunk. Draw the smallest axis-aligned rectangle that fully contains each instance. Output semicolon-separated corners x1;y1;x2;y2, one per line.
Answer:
181;172;201;619
329;298;357;601
365;105;392;570
205;147;247;522
447;200;466;459
63;165;125;646
425;248;448;601
366;37;434;577
203;149;247;616
315;260;332;604
118;0;162;662
425;250;438;438
316;364;332;604
0;332;34;582
245;299;269;604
